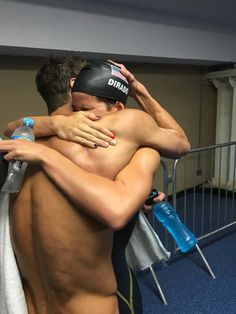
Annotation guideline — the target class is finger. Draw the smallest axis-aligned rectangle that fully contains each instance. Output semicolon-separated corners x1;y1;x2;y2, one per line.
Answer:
108;59;121;67
72;137;109;149
69;131;111;148
153;192;165;203
82;125;116;144
143;204;152;211
3;150;18;161
82;111;102;121
87;123;115;139
142;207;153;216
0;142;14;153
108;60;135;83
92;135;116;147
108;60;127;72
80;112;115;139
108;59;128;76
0;140;15;146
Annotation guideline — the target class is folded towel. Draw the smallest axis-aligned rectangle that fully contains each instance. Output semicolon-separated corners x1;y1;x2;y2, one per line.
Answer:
0;191;28;314
126;211;170;272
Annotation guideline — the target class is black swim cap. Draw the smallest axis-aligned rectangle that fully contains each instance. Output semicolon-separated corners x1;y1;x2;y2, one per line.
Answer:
72;61;129;104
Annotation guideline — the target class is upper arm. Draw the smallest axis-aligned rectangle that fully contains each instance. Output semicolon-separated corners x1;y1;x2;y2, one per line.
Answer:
34;141;160;230
128;110;190;158
109;147;160;229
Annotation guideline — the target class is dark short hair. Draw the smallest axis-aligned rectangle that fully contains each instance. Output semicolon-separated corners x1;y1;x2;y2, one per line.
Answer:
35;55;86;114
97;96;117;110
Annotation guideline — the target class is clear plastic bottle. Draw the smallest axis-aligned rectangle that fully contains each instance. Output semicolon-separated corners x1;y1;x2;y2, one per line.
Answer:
1;117;35;193
153;201;198;253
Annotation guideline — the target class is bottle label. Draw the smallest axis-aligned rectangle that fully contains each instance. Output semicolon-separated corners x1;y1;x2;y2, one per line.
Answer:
11;135;32;141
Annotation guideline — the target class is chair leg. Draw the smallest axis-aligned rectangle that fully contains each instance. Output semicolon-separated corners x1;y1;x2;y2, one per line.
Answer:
149;265;168;305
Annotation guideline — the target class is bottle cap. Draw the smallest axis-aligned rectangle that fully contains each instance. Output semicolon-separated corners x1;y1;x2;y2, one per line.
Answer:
22;117;35;128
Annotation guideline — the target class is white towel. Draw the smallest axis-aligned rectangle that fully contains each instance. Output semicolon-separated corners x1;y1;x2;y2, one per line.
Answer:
126;211;170;272
0;191;28;314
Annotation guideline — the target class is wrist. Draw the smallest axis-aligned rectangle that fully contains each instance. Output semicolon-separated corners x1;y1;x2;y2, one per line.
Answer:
51;115;64;136
40;145;58;168
131;80;148;99
132;83;157;111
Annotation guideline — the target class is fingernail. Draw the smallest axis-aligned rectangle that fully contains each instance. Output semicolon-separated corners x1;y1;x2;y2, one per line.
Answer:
103;142;109;147
94;143;98;149
96;115;101;119
109;139;116;145
110;134;115;139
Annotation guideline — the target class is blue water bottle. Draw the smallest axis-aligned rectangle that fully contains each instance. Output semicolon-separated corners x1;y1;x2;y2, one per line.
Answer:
153;202;198;253
1;117;35;193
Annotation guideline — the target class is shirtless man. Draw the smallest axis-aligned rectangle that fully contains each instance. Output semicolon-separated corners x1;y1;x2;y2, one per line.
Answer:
5;55;116;149
1;60;190;314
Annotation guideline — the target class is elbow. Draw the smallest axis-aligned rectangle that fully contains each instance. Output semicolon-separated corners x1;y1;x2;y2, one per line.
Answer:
186;142;191;153
109;218;129;231
110;217;128;231
180;139;191;156
174;138;191;159
103;204;132;231
4;125;11;137
106;214;129;231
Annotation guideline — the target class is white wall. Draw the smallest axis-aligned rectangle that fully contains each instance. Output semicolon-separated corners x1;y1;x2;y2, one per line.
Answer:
0;0;236;65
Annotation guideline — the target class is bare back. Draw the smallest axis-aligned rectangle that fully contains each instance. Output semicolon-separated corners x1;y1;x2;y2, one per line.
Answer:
9;109;159;314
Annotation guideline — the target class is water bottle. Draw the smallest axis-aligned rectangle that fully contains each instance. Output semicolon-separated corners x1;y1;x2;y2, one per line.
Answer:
153;202;198;253
1;117;35;193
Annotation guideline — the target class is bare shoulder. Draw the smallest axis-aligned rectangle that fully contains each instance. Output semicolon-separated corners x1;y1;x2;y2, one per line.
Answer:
101;108;155;133
112;108;153;121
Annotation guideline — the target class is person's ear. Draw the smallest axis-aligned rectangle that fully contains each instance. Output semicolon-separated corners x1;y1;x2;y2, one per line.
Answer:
70;77;76;88
112;101;125;111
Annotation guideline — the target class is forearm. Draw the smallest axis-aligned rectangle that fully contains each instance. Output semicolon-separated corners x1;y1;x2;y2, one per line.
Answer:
5;114;114;148
132;82;191;155
0;139;158;229
117;60;188;136
132;81;187;134
40;148;152;229
5;116;56;138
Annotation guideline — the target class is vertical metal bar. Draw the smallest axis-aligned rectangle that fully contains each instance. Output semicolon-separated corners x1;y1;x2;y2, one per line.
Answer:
160;159;169;198
183;157;187;225
172;159;179;254
160;159;171;250
149;265;168;305
233;144;236;221
201;151;205;236
192;154;197;235
209;149;214;233
172;159;179;210
224;145;230;225
217;148;222;229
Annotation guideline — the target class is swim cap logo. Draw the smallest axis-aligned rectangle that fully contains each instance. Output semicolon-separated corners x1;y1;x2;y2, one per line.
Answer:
108;78;129;95
111;65;128;83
